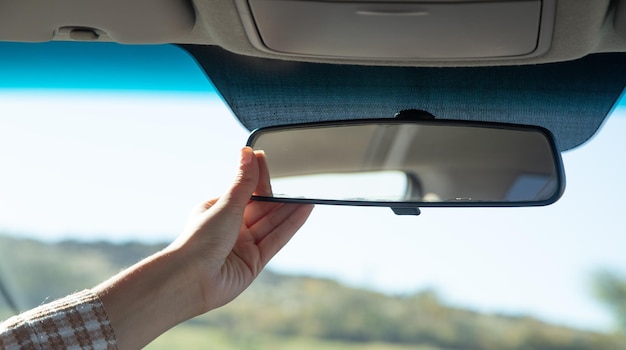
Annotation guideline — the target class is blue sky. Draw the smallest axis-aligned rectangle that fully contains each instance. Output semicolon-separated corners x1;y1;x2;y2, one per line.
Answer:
0;42;213;92
1;42;626;333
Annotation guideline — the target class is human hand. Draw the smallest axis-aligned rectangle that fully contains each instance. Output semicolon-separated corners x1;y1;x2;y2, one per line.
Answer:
170;146;314;312
95;147;313;349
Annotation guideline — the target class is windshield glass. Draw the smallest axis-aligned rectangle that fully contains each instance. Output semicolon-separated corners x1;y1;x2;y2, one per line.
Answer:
1;42;626;349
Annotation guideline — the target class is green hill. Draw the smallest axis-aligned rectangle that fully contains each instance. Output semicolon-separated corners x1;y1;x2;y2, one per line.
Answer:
0;234;624;349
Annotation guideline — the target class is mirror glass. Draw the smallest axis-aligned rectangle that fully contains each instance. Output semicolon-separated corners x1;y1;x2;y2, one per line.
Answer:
247;120;564;207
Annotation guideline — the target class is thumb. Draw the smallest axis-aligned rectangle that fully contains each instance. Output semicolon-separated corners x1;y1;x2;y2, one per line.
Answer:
214;147;260;215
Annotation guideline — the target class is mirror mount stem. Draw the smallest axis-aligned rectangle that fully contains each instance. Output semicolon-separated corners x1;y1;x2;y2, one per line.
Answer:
394;109;436;120
391;207;421;216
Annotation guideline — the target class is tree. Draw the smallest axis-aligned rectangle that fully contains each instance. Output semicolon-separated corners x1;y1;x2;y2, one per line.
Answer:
593;270;626;333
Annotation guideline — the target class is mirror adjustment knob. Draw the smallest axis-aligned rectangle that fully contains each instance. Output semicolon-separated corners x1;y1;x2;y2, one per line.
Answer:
391;207;421;216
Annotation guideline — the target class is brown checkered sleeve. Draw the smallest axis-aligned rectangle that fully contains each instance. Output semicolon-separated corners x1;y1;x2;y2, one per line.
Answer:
0;290;117;349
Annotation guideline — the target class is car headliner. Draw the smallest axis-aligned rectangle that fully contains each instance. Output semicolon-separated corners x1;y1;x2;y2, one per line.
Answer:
1;1;625;67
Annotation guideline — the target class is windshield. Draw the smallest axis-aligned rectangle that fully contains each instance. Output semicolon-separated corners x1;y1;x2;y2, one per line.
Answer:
1;42;626;349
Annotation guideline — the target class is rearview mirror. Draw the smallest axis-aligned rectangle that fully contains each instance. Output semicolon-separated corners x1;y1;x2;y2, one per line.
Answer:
246;119;565;214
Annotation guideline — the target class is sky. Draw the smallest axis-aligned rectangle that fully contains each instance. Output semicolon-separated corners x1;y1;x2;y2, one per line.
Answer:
1;42;626;333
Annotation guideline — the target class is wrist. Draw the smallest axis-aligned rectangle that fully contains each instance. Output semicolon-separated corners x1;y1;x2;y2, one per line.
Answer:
93;246;204;349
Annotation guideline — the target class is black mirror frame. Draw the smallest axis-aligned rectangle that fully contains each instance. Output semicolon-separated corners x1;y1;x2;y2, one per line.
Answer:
246;119;566;212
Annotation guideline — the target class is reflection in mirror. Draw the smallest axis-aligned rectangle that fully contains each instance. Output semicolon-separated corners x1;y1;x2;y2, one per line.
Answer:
270;171;408;201
248;120;564;207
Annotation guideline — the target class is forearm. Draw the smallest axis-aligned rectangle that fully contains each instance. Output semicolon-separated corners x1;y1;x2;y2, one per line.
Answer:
92;247;204;349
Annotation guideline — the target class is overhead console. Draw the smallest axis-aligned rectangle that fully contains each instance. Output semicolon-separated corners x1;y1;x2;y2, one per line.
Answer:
243;0;556;60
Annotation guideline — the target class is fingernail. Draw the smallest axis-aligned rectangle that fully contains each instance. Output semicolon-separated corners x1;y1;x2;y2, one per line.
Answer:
241;147;253;165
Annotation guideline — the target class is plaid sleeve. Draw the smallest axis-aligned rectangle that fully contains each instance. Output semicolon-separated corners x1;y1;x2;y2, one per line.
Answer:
0;289;117;350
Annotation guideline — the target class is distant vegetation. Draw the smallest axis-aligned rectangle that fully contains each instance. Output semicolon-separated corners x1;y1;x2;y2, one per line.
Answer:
0;234;165;311
1;233;625;349
593;270;626;334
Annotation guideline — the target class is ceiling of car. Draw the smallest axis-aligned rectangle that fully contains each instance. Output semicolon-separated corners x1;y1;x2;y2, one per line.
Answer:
0;0;625;67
